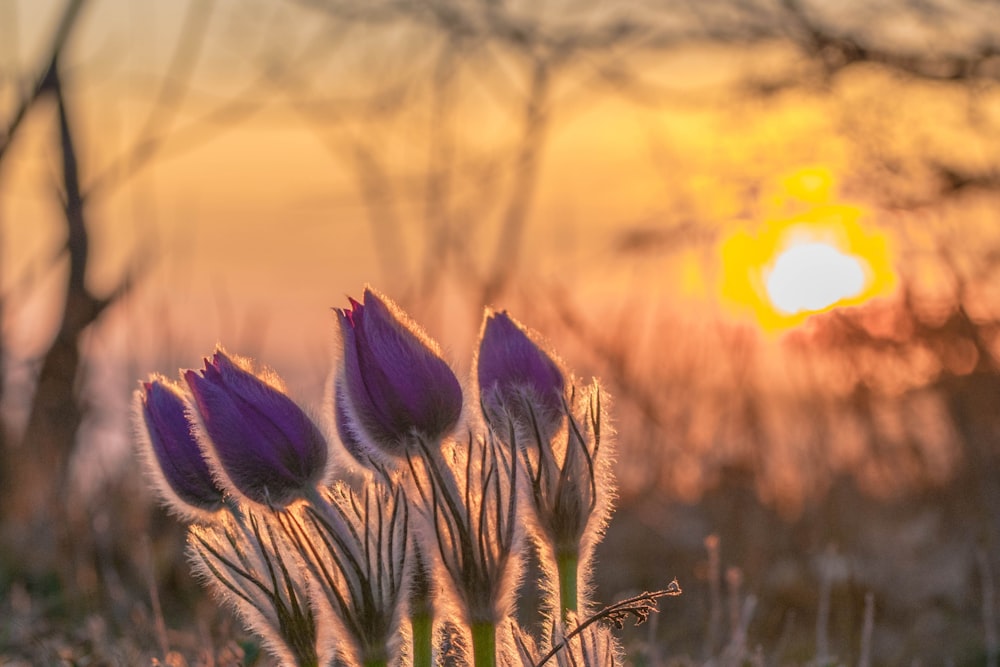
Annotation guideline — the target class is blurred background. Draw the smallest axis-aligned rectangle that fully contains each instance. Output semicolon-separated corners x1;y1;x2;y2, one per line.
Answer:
2;0;1000;664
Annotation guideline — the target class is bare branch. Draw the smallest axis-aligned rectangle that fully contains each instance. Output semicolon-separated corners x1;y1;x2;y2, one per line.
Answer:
0;0;87;166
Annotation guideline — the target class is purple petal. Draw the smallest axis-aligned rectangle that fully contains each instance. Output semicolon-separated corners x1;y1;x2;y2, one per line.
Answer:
141;379;225;512
185;351;328;506
336;289;463;454
363;289;463;436
477;310;565;438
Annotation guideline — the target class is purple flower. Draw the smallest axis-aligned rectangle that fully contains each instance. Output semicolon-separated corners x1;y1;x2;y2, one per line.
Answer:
137;377;225;519
184;350;328;507
336;288;463;456
477;310;565;440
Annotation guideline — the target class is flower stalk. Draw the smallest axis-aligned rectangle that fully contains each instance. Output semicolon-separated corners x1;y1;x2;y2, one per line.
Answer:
556;551;579;618
471;621;498;667
405;430;521;667
411;609;433;667
518;384;612;619
409;550;434;667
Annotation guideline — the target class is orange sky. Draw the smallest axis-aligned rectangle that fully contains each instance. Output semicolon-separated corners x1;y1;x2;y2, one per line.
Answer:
7;1;1000;509
3;0;998;389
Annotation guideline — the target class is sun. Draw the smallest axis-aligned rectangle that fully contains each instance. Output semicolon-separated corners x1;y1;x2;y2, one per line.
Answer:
765;241;867;315
719;200;897;332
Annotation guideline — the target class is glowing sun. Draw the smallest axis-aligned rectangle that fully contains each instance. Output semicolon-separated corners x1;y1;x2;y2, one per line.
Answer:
719;204;896;332
765;242;867;315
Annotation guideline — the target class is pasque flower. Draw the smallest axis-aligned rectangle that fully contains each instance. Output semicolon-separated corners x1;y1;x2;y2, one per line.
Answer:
336;287;463;457
476;310;610;618
185;349;329;507
135;288;677;667
136;376;226;520
477;310;565;441
406;430;522;667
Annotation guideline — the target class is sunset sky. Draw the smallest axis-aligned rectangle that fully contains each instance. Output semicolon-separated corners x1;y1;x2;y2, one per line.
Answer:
4;0;1000;504
2;2;878;341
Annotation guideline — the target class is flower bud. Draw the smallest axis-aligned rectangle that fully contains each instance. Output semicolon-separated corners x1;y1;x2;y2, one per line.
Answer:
184;350;328;507
336;287;463;456
476;310;565;441
136;376;226;520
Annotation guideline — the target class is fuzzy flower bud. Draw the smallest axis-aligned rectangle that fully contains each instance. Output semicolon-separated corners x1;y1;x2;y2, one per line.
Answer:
477;310;565;441
184;350;328;507
336;287;463;457
136;376;226;520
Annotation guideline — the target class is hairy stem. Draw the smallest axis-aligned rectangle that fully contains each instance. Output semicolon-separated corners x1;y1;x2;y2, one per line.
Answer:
557;551;579;618
471;621;497;667
411;611;433;667
410;547;434;667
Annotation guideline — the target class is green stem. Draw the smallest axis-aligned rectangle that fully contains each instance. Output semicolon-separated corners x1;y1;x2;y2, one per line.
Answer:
471;621;497;667
557;551;579;619
362;660;388;667
410;547;434;667
411;611;433;667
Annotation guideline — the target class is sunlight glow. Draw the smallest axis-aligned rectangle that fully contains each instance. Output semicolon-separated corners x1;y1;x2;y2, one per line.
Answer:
766;242;866;315
719;169;898;332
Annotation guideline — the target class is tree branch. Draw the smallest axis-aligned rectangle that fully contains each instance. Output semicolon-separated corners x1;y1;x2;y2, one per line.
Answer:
0;0;87;167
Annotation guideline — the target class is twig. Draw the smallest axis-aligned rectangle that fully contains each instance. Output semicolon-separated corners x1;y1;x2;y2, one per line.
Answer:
534;581;682;667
